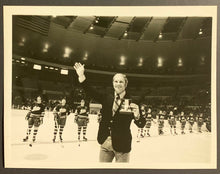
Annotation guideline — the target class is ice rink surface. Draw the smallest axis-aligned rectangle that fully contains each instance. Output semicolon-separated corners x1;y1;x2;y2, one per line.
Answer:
7;109;213;168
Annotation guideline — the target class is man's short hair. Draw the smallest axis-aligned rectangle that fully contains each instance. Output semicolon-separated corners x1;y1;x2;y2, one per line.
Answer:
113;73;128;86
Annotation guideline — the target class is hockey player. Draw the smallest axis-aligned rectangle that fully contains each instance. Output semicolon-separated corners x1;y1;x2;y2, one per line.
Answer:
197;113;204;133
23;96;45;146
187;112;195;133
53;98;70;143
179;111;186;134
157;110;165;135
168;110;178;135
144;108;153;137
137;105;147;142
75;99;89;141
205;115;211;132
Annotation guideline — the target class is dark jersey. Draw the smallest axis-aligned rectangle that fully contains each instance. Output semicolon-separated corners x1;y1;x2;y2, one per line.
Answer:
206;116;211;124
141;111;147;118
75;106;89;117
188;116;194;122
158;114;165;120
180;116;186;122
158;113;165;128
146;113;152;121
168;115;175;120
173;110;178;116
30;103;45;116
55;104;70;116
197;115;204;122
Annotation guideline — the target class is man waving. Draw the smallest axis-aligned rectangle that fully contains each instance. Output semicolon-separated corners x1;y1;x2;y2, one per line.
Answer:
74;62;146;162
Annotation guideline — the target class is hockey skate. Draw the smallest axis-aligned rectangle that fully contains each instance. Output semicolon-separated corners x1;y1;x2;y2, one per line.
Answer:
159;130;164;135
59;136;63;142
52;138;56;143
29;138;35;147
23;136;29;142
181;131;185;134
57;136;64;148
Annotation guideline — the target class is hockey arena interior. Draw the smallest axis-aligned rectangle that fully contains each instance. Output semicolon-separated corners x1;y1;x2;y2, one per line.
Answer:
10;15;214;167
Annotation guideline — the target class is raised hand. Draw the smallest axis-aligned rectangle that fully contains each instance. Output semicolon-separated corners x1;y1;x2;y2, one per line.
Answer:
74;62;85;77
74;62;86;83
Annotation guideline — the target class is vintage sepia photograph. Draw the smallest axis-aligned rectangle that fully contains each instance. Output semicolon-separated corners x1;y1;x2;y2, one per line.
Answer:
3;6;217;169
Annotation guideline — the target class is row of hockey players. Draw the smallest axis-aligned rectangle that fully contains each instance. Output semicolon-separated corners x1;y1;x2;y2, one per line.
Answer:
22;96;211;146
22;96;90;146
137;104;211;141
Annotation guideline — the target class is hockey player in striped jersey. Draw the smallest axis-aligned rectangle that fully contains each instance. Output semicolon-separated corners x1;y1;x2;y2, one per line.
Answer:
168;110;178;135
75;99;89;141
187;112;195;133
197;113;204;133
23;96;45;146
157;110;165;135
53;98;70;143
179;111;186;134
143;108;153;137
205;115;211;132
137;105;147;142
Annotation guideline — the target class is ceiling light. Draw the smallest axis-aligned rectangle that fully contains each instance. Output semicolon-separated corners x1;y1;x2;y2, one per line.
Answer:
178;57;183;67
124;31;128;36
61;69;68;75
45;43;49;49
21;57;25;60
200;56;205;65
63;53;69;58
85;52;88;57
18;42;24;46
159;33;163;39
55;68;59;70
83;53;88;60
120;56;126;65
21;37;26;42
43;43;49;52
33;64;41;70
64;47;72;54
18;37;26;46
43;48;48;53
21;61;25;64
138;57;143;66
63;47;72;58
90;25;94;30
45;66;48;69
199;29;203;35
157;57;163;67
49;67;54;70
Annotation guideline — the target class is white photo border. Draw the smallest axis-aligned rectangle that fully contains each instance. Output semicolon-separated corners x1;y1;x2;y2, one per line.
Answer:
3;6;217;169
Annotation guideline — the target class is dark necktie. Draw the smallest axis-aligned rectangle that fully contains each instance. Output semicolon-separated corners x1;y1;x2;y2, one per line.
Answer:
112;94;120;116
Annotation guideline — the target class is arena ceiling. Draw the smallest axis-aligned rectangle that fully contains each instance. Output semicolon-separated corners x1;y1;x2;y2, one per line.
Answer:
13;16;212;41
12;16;212;75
